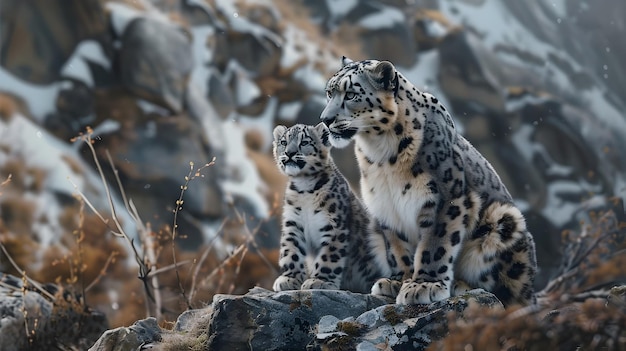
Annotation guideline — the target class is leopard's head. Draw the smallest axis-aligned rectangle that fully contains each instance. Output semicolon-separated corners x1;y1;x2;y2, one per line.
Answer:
320;57;400;148
272;123;331;177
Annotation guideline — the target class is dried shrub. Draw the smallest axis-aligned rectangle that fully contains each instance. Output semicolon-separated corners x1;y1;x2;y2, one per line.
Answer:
429;299;626;351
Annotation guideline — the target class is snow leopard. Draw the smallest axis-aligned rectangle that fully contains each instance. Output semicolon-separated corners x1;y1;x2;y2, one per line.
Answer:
320;57;537;306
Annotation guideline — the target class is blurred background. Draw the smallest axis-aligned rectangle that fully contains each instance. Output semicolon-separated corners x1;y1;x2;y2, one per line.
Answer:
0;0;624;328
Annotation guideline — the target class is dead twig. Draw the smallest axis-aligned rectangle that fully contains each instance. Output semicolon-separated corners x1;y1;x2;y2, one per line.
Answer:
71;128;157;318
171;158;216;309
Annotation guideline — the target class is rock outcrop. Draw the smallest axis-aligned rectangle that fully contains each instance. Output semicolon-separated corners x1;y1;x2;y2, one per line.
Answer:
88;287;502;351
0;274;108;351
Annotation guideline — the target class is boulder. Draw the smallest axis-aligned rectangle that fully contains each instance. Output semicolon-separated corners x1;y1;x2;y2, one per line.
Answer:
207;287;391;350
119;17;193;113
0;274;108;351
211;1;282;77
0;0;108;84
88;317;161;351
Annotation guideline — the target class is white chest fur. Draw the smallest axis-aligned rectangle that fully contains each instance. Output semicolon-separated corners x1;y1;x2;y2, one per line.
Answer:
283;189;330;251
360;161;436;239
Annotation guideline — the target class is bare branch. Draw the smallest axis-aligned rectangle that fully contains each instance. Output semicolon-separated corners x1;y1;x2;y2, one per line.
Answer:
0;242;55;301
170;158;217;309
85;252;119;292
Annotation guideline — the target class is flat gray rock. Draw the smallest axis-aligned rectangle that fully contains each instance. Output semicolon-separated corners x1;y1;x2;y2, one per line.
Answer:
206;287;391;351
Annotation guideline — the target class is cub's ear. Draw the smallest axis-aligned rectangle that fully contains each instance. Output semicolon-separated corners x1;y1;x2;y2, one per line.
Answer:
341;56;354;67
367;60;398;93
314;123;331;147
273;125;287;141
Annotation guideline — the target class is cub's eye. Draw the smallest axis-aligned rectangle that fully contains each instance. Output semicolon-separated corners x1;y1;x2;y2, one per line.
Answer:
280;139;287;146
300;140;310;146
344;92;357;100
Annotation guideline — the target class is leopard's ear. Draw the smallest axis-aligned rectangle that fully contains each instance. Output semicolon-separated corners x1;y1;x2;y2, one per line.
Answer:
314;123;331;147
367;60;399;93
341;56;354;67
273;125;287;141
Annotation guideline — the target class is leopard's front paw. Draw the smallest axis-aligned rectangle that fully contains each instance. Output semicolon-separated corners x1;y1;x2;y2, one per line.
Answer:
273;276;302;291
371;278;402;298
301;278;338;290
396;280;449;305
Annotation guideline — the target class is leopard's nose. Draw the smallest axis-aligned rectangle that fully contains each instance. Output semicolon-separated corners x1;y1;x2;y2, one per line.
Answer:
285;150;296;158
322;115;335;127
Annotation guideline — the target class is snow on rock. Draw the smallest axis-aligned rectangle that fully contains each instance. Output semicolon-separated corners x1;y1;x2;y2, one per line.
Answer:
220;118;271;218
0;69;68;122
325;0;358;20
357;4;405;30
60;40;111;87
105;2;145;36
214;0;282;47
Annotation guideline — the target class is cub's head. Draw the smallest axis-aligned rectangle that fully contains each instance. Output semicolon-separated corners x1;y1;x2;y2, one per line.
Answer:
272;123;331;177
321;57;400;148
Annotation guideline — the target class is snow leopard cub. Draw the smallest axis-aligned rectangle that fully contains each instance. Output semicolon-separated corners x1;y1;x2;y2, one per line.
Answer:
272;123;379;293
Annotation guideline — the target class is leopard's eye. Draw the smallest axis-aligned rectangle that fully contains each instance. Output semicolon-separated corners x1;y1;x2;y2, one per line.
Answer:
300;140;310;146
344;92;357;100
280;139;287;146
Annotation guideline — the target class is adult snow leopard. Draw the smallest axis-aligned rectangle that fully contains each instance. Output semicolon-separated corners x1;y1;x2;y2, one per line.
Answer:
272;123;379;293
320;57;537;306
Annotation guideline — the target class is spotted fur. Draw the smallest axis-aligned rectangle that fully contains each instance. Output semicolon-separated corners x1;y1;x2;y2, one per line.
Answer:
320;57;537;306
272;123;380;293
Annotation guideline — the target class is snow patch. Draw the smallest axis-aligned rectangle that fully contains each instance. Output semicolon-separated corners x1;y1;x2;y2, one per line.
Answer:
542;180;602;227
504;92;550;112
136;99;171;116
325;0;357;19
0;69;69;122
188;25;217;118
235;73;262;107
239;97;278;152
60;40;111;87
293;65;328;92
279;24;305;69
219;120;270;218
278;101;303;121
357;5;405;30
214;0;282;47
106;2;144;35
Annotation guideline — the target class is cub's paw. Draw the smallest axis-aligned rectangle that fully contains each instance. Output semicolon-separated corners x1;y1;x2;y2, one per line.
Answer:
273;276;302;292
396;280;449;305
371;278;402;298
301;278;338;290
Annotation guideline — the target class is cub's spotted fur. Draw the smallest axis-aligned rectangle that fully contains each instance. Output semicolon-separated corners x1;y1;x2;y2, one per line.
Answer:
320;57;537;306
272;123;379;293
